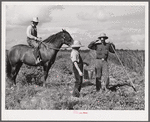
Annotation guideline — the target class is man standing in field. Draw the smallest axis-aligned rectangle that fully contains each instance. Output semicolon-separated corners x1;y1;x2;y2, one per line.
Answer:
71;40;84;97
88;33;115;93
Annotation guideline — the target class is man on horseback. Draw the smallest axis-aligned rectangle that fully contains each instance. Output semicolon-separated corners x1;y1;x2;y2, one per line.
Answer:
88;33;116;93
26;17;42;64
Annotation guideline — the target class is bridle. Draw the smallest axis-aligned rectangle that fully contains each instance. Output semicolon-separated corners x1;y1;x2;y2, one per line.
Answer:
38;41;60;51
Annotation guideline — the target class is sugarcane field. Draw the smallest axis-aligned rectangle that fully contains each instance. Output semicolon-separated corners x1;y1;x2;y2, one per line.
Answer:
5;49;145;110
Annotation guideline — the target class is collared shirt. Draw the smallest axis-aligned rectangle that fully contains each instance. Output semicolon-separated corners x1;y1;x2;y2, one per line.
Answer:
71;49;80;63
26;24;37;39
88;41;115;60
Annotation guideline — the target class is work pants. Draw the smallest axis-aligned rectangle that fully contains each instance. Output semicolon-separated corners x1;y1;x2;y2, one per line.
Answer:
95;59;109;91
72;61;83;97
27;39;40;60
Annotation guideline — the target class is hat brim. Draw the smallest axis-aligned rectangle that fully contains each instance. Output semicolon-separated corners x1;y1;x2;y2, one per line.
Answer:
71;45;84;48
98;36;108;39
31;21;39;23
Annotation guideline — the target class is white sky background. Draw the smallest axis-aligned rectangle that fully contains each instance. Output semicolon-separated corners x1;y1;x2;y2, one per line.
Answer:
5;3;145;50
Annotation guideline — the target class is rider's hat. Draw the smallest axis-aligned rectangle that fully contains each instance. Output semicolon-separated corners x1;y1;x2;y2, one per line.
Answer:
71;40;84;48
98;33;108;39
31;17;39;23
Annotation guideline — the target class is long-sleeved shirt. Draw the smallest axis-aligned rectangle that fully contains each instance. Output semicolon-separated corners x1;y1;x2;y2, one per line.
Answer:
26;24;37;40
88;41;115;61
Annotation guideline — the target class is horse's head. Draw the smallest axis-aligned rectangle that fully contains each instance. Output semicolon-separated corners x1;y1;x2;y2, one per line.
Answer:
61;29;74;47
43;29;74;48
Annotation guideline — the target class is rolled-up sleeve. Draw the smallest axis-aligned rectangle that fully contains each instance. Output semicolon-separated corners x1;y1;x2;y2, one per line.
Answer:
88;41;96;50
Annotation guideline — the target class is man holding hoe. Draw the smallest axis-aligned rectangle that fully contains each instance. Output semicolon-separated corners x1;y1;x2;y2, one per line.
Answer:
88;33;115;93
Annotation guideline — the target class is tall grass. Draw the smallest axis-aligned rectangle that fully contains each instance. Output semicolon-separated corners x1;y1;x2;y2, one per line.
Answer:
108;50;145;75
5;49;145;110
57;49;145;75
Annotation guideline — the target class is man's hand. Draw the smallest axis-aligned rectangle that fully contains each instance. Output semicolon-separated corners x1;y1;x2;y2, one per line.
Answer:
34;37;38;40
95;40;99;43
35;37;42;41
79;71;83;76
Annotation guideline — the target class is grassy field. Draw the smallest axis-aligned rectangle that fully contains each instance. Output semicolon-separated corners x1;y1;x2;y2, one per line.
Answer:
5;50;145;110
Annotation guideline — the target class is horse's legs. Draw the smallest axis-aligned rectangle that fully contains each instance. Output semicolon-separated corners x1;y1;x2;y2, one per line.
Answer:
42;62;52;87
9;66;17;86
10;62;22;86
14;62;23;83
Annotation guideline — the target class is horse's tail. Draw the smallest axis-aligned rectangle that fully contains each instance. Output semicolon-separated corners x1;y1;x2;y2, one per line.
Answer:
6;50;11;78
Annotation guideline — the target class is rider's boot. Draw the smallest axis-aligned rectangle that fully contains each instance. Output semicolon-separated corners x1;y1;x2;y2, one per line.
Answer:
34;47;42;64
35;56;42;64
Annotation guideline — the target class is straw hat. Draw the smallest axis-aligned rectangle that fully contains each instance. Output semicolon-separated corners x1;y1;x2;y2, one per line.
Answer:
31;17;39;23
98;33;108;39
71;40;84;48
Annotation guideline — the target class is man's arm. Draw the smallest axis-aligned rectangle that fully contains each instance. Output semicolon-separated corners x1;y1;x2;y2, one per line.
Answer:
74;62;83;76
70;52;83;76
88;40;99;50
109;43;115;53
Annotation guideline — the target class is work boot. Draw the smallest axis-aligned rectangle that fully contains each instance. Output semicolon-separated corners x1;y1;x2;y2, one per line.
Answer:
35;56;42;64
72;89;80;97
34;47;42;64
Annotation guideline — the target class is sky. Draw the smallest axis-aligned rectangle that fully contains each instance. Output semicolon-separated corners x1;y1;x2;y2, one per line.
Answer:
4;2;146;50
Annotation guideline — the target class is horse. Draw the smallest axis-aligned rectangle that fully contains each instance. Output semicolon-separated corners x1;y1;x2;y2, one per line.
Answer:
6;29;74;87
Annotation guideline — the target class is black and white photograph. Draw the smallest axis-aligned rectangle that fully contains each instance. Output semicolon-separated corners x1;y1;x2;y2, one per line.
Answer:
1;1;149;121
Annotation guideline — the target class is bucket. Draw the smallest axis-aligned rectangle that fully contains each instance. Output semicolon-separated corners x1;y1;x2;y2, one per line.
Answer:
88;70;94;79
84;69;94;79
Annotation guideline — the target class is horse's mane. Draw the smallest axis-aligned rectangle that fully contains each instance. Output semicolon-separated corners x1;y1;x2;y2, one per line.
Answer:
43;31;62;43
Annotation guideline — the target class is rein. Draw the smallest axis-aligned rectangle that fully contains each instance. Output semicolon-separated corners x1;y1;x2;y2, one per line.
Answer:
46;43;61;51
38;40;70;51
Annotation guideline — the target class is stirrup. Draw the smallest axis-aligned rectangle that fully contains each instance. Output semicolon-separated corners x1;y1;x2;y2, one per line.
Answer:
35;58;41;64
35;60;40;64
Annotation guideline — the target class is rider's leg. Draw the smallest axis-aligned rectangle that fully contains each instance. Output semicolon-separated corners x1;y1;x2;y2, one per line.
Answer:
27;39;42;64
35;47;42;64
27;39;34;48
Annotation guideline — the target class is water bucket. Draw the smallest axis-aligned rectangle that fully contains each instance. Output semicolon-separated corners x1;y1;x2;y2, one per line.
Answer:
88;70;94;79
84;69;94;79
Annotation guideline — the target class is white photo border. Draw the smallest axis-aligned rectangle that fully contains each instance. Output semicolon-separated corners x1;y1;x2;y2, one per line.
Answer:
1;1;149;121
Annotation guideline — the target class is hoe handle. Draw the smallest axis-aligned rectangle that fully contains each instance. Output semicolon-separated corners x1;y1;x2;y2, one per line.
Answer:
110;44;136;92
